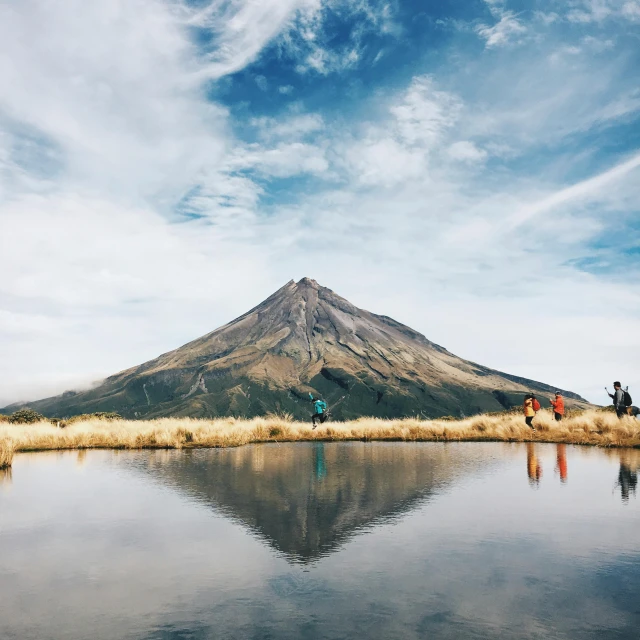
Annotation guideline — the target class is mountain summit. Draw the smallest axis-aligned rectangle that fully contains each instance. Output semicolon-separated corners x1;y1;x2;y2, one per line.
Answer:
5;278;589;419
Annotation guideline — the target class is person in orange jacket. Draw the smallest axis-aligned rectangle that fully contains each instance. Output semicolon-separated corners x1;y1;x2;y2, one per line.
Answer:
549;391;565;422
523;393;535;430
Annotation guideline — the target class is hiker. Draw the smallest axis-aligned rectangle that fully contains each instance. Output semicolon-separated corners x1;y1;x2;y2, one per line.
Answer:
607;382;630;419
523;393;536;430
309;393;327;428
549;392;565;421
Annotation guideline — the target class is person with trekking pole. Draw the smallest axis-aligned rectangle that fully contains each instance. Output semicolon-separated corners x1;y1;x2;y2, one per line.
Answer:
606;382;632;419
309;393;327;429
549;392;565;422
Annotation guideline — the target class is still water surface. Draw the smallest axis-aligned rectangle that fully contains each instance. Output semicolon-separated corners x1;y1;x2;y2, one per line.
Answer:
0;442;639;639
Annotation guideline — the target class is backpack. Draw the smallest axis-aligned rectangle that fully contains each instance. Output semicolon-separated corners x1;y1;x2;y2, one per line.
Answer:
532;398;541;412
623;389;632;407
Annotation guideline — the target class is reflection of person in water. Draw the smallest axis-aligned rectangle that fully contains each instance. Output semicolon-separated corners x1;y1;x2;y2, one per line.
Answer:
526;443;542;486
555;444;568;483
616;455;637;503
313;442;327;481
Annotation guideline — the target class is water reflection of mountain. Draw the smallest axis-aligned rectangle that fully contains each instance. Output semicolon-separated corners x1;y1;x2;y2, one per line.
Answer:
133;442;490;563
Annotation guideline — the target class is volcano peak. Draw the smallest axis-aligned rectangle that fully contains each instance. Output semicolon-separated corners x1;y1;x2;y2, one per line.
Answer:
4;280;590;420
296;277;319;288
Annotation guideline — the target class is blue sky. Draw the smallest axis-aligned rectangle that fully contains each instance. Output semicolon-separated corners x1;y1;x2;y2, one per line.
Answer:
1;0;639;406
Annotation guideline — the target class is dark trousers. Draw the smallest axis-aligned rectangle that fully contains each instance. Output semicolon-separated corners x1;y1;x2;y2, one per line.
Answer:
525;416;534;428
312;413;326;426
554;412;562;421
616;408;628;419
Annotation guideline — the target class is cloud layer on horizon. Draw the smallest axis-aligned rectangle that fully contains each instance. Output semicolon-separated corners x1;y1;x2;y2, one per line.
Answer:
1;0;639;406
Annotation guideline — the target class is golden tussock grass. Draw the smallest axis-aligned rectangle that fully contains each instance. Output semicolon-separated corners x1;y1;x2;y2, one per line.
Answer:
0;439;15;469
0;409;638;465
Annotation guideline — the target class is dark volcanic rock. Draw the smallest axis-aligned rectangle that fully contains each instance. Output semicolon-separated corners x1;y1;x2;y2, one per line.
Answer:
3;278;591;419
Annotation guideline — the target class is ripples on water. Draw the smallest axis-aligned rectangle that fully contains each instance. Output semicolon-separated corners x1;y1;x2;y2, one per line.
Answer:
0;442;638;640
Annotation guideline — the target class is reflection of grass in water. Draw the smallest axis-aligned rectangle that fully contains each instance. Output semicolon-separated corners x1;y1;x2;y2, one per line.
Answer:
0;440;14;469
0;467;11;485
0;409;638;455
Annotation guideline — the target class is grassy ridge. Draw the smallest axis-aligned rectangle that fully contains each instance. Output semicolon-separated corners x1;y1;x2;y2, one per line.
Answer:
0;409;638;468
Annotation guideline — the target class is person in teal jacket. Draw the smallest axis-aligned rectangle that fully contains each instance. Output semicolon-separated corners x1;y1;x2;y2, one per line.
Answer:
309;393;327;428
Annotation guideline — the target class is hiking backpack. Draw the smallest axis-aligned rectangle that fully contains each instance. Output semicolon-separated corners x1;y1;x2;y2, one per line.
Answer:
532;398;541;412
623;389;632;407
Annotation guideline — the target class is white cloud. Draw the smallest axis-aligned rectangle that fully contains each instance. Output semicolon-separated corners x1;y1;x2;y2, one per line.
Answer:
231;142;330;178
390;76;461;146
476;11;527;48
567;0;640;23
301;46;361;74
184;0;319;78
581;35;616;51
287;0;400;75
0;0;232;209
335;76;462;186
458;44;640;155
341;135;427;186
505;152;640;229
448;141;488;163
250;113;325;139
535;11;560;24
621;0;640;19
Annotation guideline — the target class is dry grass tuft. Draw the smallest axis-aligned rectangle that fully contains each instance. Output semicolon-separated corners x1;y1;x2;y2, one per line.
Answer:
0;439;15;469
0;409;637;460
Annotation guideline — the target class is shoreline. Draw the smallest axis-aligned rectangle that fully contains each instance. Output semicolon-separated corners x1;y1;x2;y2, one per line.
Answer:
1;409;639;466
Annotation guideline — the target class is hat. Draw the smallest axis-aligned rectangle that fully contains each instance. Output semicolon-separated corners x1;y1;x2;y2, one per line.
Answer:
555;391;562;395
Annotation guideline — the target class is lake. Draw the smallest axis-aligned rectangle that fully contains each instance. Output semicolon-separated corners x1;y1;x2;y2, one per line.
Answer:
0;442;638;639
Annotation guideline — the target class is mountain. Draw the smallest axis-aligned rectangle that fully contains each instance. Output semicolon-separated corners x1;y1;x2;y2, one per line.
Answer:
2;278;590;419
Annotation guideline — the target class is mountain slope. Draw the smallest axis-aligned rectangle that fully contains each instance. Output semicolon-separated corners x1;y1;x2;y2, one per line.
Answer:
3;278;590;419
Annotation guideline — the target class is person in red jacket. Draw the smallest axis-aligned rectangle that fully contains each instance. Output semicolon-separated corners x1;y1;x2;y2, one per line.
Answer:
549;392;565;422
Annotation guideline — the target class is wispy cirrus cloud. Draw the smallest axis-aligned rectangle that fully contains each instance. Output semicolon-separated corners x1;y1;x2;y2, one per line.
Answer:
476;12;528;48
474;0;528;48
183;0;318;77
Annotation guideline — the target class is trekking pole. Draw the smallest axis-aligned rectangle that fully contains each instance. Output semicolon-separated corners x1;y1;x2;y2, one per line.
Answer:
327;395;347;419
